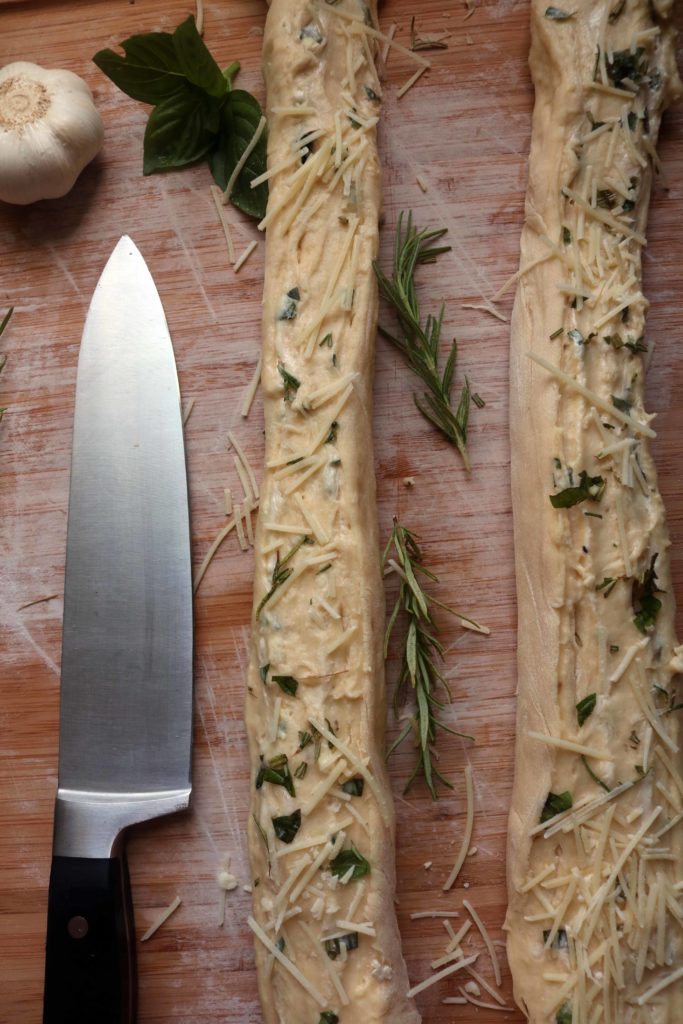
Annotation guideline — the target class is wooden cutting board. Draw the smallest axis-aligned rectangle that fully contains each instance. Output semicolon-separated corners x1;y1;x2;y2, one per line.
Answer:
2;1;683;1021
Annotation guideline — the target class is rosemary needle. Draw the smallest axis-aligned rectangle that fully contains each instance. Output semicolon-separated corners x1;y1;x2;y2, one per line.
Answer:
383;521;476;799
373;213;474;470
0;306;14;339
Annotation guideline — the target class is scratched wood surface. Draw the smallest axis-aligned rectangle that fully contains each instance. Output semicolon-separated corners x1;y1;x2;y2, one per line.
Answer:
2;1;683;1022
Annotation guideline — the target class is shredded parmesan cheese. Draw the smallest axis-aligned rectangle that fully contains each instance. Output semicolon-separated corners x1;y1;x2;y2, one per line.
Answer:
140;894;182;942
444;764;475;891
248;915;326;1006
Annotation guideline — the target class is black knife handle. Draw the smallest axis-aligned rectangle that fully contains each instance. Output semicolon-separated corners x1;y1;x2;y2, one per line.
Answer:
43;854;137;1024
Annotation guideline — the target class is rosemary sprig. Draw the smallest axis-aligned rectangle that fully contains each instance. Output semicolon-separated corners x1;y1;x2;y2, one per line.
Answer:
373;213;474;470
383;521;477;799
0;306;13;339
256;534;312;616
0;307;12;423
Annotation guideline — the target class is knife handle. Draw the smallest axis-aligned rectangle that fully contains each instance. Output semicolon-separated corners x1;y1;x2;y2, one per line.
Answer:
43;853;137;1024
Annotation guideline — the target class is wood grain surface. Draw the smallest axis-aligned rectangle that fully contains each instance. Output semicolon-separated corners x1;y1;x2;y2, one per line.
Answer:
2;2;683;1022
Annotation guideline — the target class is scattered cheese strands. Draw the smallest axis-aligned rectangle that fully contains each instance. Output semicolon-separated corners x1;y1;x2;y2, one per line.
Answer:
635;965;683;1006
228;430;260;499
309;717;391;825
223;116;266;204
527;352;655;438
193;499;260;592
406;954;479;999
462;899;502;987
233;239;258;273
247;915;326;1006
140;894;181;942
443;764;474;891
181;397;195;426
396;64;429;99
458;987;512;1012
240;357;262;419
211;184;235;264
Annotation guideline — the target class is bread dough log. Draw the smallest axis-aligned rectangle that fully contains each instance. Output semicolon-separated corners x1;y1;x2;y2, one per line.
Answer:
244;3;419;1023
506;2;683;1022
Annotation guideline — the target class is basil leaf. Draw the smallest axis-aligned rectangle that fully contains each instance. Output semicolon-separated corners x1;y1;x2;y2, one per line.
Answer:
576;693;596;726
324;933;358;959
550;470;605;508
632;553;662;634
556;1005;573;1024
540;790;572;823
172;16;227;99
319;1014;340;1024
272;675;298;697
255;754;296;797
543;927;569;949
143;89;218;174
208;89;268;219
93;32;185;104
271;809;301;844
545;6;575;19
329;843;370;881
341;777;364;797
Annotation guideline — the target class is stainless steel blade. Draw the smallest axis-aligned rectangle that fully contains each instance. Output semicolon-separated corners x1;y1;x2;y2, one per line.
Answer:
55;237;192;857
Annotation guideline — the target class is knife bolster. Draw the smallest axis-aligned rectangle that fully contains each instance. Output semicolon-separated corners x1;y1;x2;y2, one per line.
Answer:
53;786;192;858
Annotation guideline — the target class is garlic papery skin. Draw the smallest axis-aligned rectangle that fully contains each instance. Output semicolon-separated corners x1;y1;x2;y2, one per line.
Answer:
0;62;104;205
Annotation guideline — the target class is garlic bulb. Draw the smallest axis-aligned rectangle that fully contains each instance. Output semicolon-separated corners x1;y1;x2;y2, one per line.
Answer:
0;62;104;205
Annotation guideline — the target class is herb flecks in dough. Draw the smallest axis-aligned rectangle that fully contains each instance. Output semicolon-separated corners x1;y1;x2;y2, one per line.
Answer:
581;755;611;792
550;470;605;508
632;553;662;634
271;809;302;843
544;6;575;20
374;212;475;470
540;790;573;823
256;534;312;616
272;674;299;697
576;693;597;726
324;932;359;959
383;521;478;799
330;843;370;881
256;753;296;797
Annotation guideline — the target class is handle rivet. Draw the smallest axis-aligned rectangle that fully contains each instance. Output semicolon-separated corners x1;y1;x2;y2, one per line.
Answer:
67;915;89;939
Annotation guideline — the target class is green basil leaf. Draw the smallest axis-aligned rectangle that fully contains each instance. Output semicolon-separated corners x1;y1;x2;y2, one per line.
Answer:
632;553;662;634
143;89;218;174
550;470;605;509
208;90;268;219
271;809;301;843
272;675;298;697
576;693;596;726
540;790;572;823
172;16;227;99
545;6;575;19
93;32;186;104
329;843;370;881
341;777;364;797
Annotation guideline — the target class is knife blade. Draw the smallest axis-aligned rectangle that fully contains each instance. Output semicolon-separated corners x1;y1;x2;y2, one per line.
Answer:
43;237;193;1024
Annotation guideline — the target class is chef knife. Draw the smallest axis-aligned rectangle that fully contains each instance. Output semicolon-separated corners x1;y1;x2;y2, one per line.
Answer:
43;237;193;1024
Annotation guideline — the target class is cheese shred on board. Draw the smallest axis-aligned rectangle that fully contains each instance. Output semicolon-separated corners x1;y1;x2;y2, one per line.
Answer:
506;3;683;1023
244;3;418;1022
